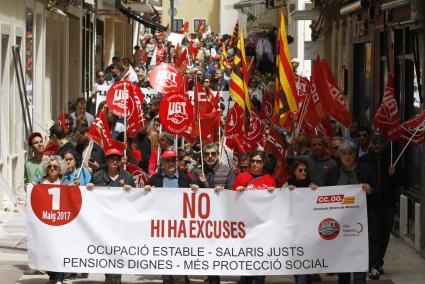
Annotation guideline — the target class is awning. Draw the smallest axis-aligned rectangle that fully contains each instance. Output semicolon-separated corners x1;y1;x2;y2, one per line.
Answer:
290;9;320;21
116;0;167;32
250;8;280;28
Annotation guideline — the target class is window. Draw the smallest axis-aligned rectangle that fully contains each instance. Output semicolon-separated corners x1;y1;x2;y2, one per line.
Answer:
172;19;183;33
193;19;206;33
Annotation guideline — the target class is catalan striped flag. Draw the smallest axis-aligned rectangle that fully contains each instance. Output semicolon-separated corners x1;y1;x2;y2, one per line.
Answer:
274;9;298;127
228;22;239;48
220;43;228;71
229;31;251;115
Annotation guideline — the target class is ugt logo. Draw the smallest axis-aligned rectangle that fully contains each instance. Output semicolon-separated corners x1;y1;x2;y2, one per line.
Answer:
167;102;188;124
157;70;177;88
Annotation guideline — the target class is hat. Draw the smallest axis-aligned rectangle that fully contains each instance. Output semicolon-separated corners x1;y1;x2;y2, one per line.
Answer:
291;58;300;64
28;132;42;144
162;150;177;158
105;148;123;158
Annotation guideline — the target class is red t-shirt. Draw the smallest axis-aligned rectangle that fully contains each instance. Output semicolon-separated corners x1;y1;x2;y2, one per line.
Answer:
232;171;276;191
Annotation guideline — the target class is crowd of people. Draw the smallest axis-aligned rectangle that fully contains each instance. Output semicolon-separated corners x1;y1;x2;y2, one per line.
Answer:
25;29;400;284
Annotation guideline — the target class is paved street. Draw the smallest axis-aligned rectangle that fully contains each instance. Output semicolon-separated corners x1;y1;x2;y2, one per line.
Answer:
1;208;424;284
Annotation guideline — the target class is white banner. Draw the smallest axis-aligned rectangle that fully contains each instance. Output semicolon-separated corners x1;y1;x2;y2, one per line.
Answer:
27;185;368;275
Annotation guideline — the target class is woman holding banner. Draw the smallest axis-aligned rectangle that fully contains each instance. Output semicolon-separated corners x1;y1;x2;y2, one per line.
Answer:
86;147;135;284
32;155;68;284
232;150;276;192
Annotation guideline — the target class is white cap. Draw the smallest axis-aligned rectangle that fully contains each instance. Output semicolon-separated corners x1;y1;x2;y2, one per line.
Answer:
291;58;300;64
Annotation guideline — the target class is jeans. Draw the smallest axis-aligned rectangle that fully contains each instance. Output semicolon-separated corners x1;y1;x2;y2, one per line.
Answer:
47;271;65;282
294;274;310;284
337;272;367;284
239;276;265;284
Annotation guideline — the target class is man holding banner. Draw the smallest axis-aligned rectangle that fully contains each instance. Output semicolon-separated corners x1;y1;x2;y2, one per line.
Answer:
325;141;376;284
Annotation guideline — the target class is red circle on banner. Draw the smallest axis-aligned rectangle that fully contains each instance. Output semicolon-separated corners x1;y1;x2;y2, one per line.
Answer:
106;81;144;117
318;218;340;240
31;184;82;226
149;63;183;94
159;93;194;134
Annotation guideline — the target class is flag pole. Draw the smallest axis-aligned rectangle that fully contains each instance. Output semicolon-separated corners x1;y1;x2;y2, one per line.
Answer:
123;81;128;170
393;121;424;166
75;139;93;181
196;77;205;174
390;141;393;165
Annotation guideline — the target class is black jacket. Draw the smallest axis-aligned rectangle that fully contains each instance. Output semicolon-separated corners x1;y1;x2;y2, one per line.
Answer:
147;170;193;188
91;168;136;187
324;162;377;206
359;149;400;207
288;176;311;187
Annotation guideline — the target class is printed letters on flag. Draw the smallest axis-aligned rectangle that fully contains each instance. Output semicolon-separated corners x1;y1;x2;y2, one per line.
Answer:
317;57;352;127
373;72;401;140
263;127;287;186
396;111;425;145
126;163;149;187
86;110;125;151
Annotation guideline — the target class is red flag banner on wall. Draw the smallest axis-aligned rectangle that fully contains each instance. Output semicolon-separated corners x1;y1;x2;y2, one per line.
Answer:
373;72;401;140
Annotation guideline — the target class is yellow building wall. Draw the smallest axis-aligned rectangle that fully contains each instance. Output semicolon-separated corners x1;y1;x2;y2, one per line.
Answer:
161;0;220;34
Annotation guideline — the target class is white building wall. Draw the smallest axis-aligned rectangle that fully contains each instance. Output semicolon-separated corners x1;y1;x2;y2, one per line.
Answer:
0;0;75;208
0;0;28;207
219;0;240;35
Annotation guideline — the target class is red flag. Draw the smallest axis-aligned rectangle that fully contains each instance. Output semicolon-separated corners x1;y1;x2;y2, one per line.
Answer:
86;110;114;150
263;126;287;186
373;72;401;140
58;112;68;133
188;42;198;58
197;22;205;34
176;48;188;68
126;162;150;187
259;90;274;120
127;84;146;138
316;56;352;127
241;112;264;152
225;104;244;149
180;21;189;34
396;111;425;145
44;139;59;156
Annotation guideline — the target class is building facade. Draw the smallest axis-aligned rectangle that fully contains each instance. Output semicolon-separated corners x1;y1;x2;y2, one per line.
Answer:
293;0;424;255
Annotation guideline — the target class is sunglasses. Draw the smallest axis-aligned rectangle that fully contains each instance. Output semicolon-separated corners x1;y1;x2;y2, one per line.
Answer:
98;75;105;78
204;152;217;157
250;159;263;164
297;168;307;173
183;160;191;164
106;156;121;162
48;165;59;170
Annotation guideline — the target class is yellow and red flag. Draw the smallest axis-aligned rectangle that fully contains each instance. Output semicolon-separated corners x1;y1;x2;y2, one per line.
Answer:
220;43;228;71
228;22;239;48
229;31;251;116
273;9;298;128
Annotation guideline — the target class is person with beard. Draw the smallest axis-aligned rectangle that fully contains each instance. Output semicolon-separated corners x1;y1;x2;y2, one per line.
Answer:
191;143;233;284
359;133;399;280
148;132;175;175
212;69;229;91
357;126;371;157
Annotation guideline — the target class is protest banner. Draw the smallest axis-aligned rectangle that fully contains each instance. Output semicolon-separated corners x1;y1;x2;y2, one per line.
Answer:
27;185;368;276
